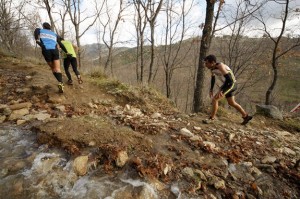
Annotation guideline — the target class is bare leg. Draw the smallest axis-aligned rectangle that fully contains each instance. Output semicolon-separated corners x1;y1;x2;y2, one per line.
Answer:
227;96;247;117
47;60;63;83
51;59;61;73
46;60;61;73
46;61;53;69
210;95;221;119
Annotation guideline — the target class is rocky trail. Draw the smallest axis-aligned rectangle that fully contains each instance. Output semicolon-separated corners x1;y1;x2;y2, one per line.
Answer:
0;54;299;199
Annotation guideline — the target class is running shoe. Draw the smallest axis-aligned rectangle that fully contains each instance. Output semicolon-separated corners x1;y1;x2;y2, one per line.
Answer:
78;77;83;84
241;115;252;125
58;83;64;93
202;117;216;124
67;79;73;85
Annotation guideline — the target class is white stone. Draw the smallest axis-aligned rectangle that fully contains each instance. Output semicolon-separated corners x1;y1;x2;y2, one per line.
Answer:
0;116;6;123
34;113;51;121
88;102;94;108
25;75;32;80
276;131;292;137
9;102;32;110
251;167;262;177
8;108;29;120
179;128;194;137
193;126;202;131
293;146;300;151
148;178;167;191
261;156;277;164
163;164;172;175
55;105;66;112
229;133;235;142
182;167;194;178
283;147;296;156
124;104;131;111
190;135;202;142
214;179;226;190
16;120;26;125
203;141;216;149
150;112;161;119
88;141;96;146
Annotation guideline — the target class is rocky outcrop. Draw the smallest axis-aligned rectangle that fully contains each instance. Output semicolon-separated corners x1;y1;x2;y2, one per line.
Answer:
255;104;283;120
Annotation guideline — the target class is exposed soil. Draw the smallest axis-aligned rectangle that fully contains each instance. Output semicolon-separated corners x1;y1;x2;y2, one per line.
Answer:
0;54;299;198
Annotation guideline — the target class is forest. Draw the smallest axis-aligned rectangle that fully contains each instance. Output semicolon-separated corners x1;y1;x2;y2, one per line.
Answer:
0;0;299;113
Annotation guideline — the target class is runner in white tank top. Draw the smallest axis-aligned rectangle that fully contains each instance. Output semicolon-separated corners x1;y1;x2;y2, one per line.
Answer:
203;54;252;125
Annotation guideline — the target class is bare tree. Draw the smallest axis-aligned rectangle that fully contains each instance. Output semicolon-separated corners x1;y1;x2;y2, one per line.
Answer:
193;0;220;113
141;0;163;84
0;0;16;51
55;0;70;37
100;0;127;75
64;0;104;68
42;0;56;29
0;0;28;53
132;0;148;83
218;0;265;95
255;0;300;105
30;0;58;31
193;0;264;113
160;0;195;98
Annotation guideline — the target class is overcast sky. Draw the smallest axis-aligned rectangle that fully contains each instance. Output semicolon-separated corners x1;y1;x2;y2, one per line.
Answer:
33;0;300;46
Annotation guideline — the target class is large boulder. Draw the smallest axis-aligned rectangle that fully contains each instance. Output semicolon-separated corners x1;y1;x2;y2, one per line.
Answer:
115;150;129;167
73;155;89;176
255;104;283;120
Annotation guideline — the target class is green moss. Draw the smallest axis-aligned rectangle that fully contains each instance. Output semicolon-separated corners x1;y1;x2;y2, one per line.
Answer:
277;118;300;133
90;71;108;79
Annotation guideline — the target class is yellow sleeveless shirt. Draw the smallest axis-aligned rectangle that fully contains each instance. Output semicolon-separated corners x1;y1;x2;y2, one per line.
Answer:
61;40;76;58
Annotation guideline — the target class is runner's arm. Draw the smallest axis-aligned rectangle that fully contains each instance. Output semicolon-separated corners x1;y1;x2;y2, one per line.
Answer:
57;36;68;53
210;74;215;92
33;28;42;47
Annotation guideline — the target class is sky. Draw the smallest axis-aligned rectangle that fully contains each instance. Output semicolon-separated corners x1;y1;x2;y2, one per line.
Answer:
26;0;300;46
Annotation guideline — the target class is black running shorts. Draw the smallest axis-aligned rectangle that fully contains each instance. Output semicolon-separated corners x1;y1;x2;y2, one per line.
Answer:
224;83;237;98
42;49;60;62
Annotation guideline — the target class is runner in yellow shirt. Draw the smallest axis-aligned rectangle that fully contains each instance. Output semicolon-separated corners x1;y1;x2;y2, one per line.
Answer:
59;38;83;85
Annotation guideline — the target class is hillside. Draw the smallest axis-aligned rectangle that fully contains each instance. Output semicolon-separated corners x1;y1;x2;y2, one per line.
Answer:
82;37;300;114
0;53;299;198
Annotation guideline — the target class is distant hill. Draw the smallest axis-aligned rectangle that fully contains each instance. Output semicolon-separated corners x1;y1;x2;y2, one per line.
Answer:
80;37;300;113
81;43;107;59
82;43;130;61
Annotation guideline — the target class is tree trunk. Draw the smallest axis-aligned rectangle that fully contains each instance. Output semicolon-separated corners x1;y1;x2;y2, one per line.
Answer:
148;24;155;84
75;25;81;68
44;0;55;30
140;35;145;83
265;56;278;105
193;0;215;113
165;65;171;98
264;0;291;105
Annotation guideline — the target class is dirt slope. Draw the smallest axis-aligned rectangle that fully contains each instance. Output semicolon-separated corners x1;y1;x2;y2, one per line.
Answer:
0;54;299;198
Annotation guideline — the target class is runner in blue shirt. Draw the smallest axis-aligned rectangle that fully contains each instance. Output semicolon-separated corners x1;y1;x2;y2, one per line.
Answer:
34;22;69;93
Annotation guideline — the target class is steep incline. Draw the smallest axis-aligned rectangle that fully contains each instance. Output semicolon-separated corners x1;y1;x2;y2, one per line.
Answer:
0;55;299;198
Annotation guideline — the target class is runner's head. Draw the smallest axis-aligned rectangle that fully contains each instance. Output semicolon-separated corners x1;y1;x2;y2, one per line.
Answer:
42;22;51;30
204;54;217;69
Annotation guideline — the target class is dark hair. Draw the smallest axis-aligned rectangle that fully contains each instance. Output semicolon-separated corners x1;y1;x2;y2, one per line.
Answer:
58;36;64;41
42;22;51;30
204;54;217;63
